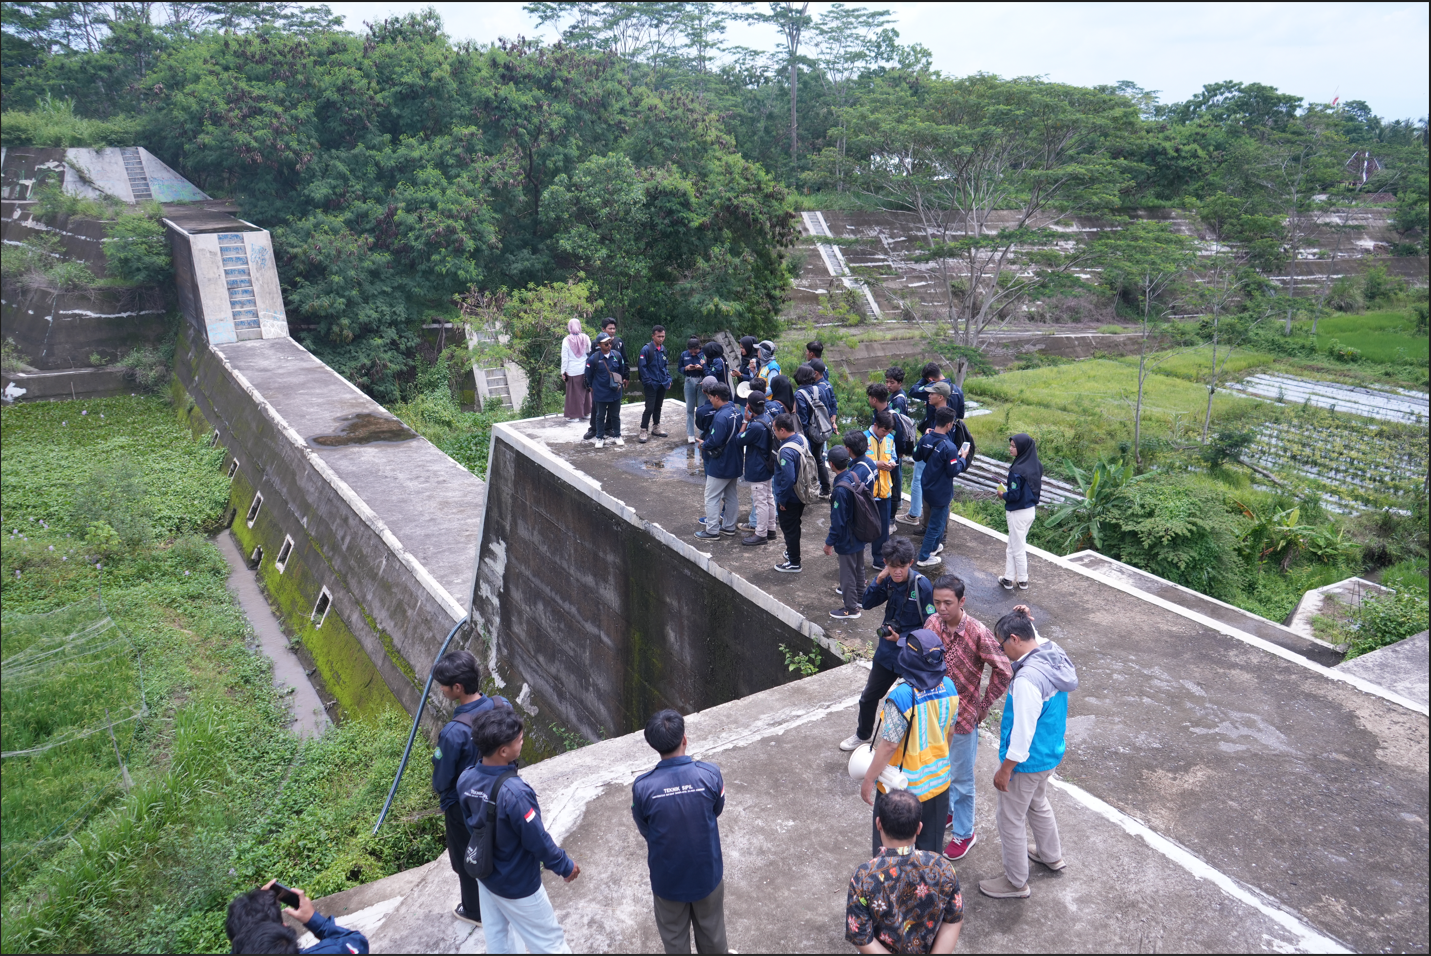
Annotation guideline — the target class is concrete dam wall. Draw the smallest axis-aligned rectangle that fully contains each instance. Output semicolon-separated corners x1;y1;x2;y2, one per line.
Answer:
470;408;845;746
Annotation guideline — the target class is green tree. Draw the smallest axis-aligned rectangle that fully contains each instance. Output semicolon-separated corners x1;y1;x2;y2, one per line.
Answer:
462;279;597;417
1088;220;1196;465
841;74;1134;346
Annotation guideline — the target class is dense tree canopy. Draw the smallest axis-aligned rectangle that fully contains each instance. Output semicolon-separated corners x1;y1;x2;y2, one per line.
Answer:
2;2;1425;399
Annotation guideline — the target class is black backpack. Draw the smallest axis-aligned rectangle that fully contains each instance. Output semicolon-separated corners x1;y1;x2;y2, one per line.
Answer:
463;769;519;880
842;474;882;543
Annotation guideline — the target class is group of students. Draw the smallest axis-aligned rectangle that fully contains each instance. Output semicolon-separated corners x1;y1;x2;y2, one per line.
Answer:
426;651;727;954
844;597;1081;953
560;316;674;447
682;343;1048;611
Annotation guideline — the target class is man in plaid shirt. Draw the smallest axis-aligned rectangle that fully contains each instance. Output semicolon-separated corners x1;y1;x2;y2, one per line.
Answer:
924;573;1012;861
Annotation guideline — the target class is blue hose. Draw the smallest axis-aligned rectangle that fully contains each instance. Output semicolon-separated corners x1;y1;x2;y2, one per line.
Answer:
372;615;468;835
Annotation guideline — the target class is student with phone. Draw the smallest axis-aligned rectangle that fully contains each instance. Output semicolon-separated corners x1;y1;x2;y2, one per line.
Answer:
998;434;1043;591
225;881;370;953
912;407;971;568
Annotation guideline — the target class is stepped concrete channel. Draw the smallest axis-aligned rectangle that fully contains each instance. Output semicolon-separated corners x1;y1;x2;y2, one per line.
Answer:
325;401;1427;954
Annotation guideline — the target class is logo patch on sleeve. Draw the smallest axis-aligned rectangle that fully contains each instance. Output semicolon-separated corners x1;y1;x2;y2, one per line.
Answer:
524;807;537;823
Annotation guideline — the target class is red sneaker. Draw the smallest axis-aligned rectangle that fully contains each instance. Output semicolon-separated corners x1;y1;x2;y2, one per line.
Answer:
944;834;977;860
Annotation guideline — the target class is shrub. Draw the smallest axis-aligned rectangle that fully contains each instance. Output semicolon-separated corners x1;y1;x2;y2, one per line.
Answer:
1100;472;1245;601
1327;339;1362;363
1096;324;1126;334
1326;275;1364;313
0;97;139;147
71;462;153;548
1347;589;1430;659
105;212;172;286
1362;265;1407;307
117;344;173;392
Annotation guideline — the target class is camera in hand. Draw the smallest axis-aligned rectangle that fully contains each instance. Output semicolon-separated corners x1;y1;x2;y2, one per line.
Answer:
877;625;895;640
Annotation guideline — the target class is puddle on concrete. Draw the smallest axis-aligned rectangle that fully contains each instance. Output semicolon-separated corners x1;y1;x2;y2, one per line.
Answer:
611;445;706;485
310;413;417;447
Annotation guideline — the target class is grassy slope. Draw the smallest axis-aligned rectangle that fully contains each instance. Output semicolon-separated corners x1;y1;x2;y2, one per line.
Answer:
1312;309;1429;364
0;396;443;954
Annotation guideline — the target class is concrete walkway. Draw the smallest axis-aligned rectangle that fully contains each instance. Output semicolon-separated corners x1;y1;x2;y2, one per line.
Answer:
1336;630;1429;708
216;530;328;737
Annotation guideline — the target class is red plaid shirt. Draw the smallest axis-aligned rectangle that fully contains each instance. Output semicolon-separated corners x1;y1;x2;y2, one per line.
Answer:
924;610;1012;735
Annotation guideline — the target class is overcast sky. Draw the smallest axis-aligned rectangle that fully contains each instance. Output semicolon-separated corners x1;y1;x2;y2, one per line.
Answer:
322;1;1430;120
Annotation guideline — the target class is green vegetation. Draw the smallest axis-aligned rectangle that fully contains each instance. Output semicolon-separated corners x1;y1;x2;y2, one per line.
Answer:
1311;310;1429;365
1;396;442;953
0;95;138;147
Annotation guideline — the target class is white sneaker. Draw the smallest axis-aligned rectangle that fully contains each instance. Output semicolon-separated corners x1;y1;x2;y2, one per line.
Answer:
613;437;626;447
688;436;696;444
594;439;605;448
933;543;944;556
839;734;871;752
917;555;942;568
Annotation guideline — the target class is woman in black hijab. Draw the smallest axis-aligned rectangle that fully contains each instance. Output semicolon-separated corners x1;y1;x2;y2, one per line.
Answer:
998;433;1042;591
767;373;796;418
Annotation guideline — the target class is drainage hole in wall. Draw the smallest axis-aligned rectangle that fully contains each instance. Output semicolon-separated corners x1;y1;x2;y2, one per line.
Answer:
246;493;263;527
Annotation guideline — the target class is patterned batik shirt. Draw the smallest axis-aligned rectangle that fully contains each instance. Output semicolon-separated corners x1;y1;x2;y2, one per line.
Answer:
846;845;963;954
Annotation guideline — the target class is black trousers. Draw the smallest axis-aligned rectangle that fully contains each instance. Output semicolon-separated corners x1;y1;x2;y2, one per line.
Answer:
808;439;832;495
444;803;482;919
594;400;621;438
891;454;905;515
872;787;950;856
642;385;667;429
856;658;900;741
777;499;805;566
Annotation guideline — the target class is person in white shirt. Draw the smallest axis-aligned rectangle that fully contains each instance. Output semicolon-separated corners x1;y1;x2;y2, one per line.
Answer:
561;319;592;421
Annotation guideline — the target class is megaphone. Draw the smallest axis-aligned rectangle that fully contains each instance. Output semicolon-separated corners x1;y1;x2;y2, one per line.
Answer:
847;744;909;791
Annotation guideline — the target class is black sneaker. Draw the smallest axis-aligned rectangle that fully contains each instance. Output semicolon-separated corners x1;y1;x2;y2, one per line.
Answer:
829;607;862;620
582;429;596;441
719;527;738;536
775;561;802;573
767;530;778;539
695;530;722;540
454;905;481;927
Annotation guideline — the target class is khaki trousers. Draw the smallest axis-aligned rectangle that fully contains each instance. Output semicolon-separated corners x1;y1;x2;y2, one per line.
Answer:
995;767;1062;888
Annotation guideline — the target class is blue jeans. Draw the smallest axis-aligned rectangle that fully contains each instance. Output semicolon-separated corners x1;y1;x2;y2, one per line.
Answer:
871;496;891;568
919;501;950;560
908;460;925;517
947;729;978;840
683;377;702;438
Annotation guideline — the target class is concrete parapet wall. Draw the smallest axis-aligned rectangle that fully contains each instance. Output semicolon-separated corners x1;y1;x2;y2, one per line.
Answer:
472;414;842;747
174;325;480;727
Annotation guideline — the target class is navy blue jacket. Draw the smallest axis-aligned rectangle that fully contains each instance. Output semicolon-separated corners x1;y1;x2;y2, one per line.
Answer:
825;469;864;555
861;572;936;670
1002;467;1040;511
679;348;706;381
735;415;774;482
795;385;836;439
773;437;804;506
639;341;672;389
631;756;725;903
701;403;743;479
457;762;575;900
432;695;506;811
911;379;965;430
819;379;838;419
915;431;969;508
300;913;369;954
702;355;727;386
585;348;628;403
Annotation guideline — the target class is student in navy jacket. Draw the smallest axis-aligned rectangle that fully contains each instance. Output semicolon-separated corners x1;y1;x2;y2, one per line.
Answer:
225;883;370;955
457;710;578;954
914;406;971;566
632;709;728;954
695;384;742;540
638;326;672;443
584;332;628;447
823;444;866;620
771;413;807;573
431;651;508;926
734;397;776;546
679;337;707;444
838;537;937;752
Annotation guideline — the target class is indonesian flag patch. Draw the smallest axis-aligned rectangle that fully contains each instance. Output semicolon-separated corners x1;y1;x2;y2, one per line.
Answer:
524;807;537;823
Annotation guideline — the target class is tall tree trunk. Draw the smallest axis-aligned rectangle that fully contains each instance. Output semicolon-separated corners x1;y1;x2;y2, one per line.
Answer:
789;60;799;176
1202;317;1218;442
1133;278;1150;466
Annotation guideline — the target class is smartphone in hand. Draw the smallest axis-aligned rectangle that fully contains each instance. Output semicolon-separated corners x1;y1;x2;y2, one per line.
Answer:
958;441;970;458
272;883;302;909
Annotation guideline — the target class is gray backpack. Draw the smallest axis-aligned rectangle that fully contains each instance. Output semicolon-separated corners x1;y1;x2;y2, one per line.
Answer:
798;386;837;444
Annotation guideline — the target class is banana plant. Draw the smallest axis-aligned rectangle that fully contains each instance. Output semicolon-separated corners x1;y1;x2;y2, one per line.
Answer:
1045;459;1147;553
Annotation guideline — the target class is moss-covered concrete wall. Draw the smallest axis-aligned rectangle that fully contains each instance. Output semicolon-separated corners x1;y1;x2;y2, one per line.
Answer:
171;326;470;731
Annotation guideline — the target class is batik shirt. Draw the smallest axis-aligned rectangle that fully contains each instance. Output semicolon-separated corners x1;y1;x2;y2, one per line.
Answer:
846;845;963;954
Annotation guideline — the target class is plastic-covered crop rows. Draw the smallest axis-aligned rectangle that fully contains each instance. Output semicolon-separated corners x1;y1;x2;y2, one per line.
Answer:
1246;416;1428;510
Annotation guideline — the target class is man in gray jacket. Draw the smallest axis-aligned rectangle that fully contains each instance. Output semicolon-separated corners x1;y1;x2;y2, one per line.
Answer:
981;607;1079;900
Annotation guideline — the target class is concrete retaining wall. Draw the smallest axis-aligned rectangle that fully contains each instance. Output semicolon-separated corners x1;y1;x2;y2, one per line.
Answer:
471;420;842;748
174;325;477;728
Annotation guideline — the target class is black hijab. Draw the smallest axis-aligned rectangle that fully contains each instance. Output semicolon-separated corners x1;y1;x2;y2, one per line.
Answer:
739;335;758;361
769;374;796;412
1009;433;1043;504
